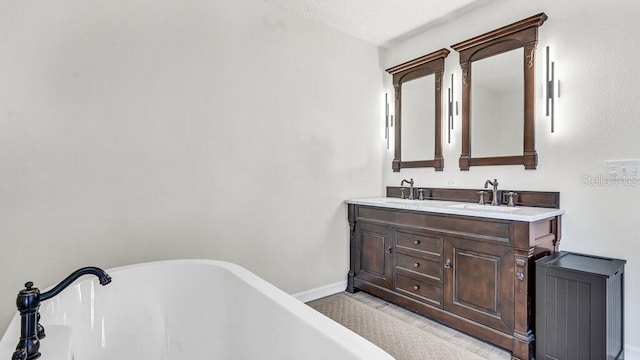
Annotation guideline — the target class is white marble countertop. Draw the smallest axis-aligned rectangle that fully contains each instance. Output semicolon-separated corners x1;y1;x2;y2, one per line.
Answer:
346;197;565;222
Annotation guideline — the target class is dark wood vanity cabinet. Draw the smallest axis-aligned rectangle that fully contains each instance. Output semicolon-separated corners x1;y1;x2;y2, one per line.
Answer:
347;203;562;360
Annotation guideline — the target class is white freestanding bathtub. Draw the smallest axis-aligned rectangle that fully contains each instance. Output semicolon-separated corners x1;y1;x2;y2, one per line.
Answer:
0;260;393;359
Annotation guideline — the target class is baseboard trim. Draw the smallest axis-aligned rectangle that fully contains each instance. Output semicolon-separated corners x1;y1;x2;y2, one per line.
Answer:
626;344;640;360
292;280;347;303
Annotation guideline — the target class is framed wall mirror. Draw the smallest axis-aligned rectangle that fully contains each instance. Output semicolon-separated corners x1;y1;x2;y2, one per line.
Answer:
386;49;449;172
451;13;547;170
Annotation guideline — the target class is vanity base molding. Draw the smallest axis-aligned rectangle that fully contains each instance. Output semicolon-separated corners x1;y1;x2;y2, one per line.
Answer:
347;201;562;360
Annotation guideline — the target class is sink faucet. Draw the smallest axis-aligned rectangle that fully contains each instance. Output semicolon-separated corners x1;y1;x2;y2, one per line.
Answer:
12;267;112;360
484;178;500;206
400;178;415;200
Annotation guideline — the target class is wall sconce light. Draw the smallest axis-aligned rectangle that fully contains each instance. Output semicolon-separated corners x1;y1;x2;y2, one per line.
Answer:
385;93;393;149
545;46;556;132
447;74;458;143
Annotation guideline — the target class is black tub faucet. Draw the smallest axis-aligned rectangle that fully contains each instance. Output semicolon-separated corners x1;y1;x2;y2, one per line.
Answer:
12;267;112;360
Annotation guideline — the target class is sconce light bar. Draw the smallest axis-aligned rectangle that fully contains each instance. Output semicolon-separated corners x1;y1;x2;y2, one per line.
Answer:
545;46;555;132
385;93;390;149
385;93;389;145
448;81;452;143
447;73;457;143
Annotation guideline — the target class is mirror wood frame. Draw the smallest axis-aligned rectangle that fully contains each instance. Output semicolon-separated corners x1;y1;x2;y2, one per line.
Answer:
451;13;547;170
386;49;450;172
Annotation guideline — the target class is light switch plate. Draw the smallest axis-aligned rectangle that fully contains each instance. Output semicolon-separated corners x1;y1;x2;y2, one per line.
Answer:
605;159;640;180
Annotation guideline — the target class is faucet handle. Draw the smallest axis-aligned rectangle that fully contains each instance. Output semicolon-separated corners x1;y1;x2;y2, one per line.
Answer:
400;188;406;199
16;282;40;312
507;192;518;207
477;191;487;205
417;189;425;200
37;313;45;339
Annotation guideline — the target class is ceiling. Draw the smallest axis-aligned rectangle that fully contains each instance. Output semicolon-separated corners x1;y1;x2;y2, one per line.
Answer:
260;0;497;47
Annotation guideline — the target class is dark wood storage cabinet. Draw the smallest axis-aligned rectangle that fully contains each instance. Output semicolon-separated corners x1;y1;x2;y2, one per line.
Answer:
536;252;626;360
347;202;562;360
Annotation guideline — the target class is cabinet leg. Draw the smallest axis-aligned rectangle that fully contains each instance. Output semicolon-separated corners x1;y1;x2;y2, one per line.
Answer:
346;272;356;293
513;250;535;360
512;331;534;360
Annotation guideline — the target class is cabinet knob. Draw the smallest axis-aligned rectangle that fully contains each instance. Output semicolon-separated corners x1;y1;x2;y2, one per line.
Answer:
413;262;420;268
385;246;392;254
413;285;420;291
413;240;421;245
444;259;452;269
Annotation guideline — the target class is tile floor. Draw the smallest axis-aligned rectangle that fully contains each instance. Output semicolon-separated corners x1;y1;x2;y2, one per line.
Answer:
343;291;511;360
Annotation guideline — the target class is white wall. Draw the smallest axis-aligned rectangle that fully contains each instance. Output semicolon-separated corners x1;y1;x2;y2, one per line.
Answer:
382;0;640;352
0;0;383;330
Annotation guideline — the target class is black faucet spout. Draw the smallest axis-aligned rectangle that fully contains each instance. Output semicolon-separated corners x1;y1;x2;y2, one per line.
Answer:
40;267;111;302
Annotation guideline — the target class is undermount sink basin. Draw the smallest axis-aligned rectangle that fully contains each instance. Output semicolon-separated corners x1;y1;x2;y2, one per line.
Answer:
448;203;519;212
384;199;435;206
385;199;418;205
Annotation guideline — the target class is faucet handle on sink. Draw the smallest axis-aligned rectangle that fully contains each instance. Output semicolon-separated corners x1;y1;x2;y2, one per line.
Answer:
477;191;487;205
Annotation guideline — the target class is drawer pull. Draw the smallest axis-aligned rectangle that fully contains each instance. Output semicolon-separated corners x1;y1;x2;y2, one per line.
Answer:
413;262;420;268
413;240;421;245
413;285;420;291
444;259;452;269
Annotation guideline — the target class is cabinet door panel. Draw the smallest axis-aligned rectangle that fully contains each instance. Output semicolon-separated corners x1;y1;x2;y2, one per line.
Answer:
355;222;393;288
443;237;514;334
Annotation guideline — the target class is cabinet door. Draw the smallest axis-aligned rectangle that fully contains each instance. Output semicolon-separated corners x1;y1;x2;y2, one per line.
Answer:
443;237;514;334
354;222;393;288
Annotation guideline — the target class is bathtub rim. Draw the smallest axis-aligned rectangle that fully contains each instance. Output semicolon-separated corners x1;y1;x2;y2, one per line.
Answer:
1;259;394;360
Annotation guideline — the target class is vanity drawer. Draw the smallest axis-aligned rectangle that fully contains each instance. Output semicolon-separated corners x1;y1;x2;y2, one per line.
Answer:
395;273;442;307
396;253;442;282
396;231;442;257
